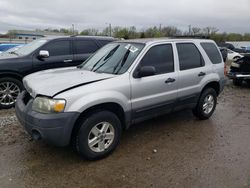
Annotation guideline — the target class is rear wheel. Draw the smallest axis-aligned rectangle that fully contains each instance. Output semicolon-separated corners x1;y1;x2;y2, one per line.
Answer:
73;110;122;160
193;88;217;120
0;77;23;109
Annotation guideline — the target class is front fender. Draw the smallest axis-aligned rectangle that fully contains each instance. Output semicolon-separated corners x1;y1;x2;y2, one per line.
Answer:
65;90;131;113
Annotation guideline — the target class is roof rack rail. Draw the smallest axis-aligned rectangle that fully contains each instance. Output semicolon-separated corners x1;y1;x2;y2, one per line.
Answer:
173;35;210;39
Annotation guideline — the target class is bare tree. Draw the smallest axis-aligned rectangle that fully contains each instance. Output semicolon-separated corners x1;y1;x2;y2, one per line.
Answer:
191;27;201;35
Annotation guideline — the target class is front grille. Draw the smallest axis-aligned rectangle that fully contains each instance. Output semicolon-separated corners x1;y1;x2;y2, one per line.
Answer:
23;91;32;105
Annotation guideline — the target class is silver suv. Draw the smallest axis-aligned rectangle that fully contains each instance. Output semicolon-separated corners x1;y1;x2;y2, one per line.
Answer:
15;38;225;160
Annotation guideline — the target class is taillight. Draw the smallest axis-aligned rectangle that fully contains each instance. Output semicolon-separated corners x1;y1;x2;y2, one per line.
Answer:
224;63;227;76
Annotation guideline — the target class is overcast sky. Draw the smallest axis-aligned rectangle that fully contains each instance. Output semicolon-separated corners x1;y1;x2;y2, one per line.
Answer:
0;0;249;34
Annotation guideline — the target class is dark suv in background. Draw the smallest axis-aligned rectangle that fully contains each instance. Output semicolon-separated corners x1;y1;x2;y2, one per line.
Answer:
0;36;115;108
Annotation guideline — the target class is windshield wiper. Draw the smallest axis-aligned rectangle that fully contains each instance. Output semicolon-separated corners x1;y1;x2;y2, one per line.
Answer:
9;51;19;56
92;45;120;72
113;49;131;74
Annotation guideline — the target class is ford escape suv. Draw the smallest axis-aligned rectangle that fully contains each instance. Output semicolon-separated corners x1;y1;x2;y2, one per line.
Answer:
15;38;225;160
0;36;114;109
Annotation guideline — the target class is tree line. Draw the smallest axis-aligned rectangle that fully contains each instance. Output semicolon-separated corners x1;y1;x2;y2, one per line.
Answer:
39;26;250;42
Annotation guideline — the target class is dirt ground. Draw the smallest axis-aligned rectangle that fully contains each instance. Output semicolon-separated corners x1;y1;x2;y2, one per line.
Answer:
0;80;250;188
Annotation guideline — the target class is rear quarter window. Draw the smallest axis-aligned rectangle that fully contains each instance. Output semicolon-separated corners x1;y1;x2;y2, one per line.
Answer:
201;42;222;64
75;40;99;54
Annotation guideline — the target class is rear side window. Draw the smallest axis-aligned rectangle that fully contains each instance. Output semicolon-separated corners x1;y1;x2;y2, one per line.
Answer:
75;40;99;54
140;44;174;74
176;43;204;70
201;42;222;64
42;40;71;56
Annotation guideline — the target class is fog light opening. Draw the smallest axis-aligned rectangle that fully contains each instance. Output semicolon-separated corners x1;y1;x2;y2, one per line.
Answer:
31;130;42;140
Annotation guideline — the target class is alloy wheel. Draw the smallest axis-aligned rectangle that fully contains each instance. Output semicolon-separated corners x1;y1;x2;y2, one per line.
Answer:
0;81;20;106
88;122;115;153
203;94;214;114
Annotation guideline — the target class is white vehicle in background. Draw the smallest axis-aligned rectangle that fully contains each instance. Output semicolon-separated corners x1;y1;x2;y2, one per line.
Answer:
227;49;243;61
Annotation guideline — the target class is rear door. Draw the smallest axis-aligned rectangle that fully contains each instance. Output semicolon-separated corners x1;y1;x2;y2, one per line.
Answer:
72;39;100;66
175;42;209;107
32;39;73;71
130;43;178;121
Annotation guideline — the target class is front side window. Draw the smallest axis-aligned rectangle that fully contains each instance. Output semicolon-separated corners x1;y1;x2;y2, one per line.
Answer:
80;42;144;75
201;42;222;64
41;40;71;56
139;44;174;75
177;43;204;70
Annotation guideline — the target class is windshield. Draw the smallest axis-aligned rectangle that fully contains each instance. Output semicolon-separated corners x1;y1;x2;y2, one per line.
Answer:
15;39;48;56
80;42;144;75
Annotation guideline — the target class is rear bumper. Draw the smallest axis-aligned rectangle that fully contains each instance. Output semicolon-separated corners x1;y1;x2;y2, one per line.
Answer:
227;72;250;80
15;91;80;147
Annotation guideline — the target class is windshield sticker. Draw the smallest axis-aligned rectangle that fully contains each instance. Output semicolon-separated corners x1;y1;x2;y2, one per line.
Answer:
125;44;139;53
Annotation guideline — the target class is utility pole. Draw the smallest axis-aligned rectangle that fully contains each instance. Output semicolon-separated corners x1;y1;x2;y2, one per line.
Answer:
109;23;112;37
159;24;162;36
72;24;75;35
188;25;192;36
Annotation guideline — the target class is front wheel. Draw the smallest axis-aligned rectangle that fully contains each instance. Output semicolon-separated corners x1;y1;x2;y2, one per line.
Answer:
0;77;23;109
193;88;217;120
73;111;122;160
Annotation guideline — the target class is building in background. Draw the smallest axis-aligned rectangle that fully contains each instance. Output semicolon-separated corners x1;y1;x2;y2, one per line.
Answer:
0;30;66;44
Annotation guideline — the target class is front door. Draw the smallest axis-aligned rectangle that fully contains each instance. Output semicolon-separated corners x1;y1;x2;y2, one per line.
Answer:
130;43;178;121
33;39;73;72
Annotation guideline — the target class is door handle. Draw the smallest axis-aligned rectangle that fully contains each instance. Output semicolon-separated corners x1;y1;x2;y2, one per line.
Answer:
63;59;73;63
165;78;176;84
198;72;206;77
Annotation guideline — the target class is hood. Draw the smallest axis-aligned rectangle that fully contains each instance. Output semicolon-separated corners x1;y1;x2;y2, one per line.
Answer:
0;52;19;59
23;67;115;97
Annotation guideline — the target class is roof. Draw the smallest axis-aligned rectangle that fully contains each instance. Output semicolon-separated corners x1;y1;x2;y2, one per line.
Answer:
43;35;115;41
120;37;214;45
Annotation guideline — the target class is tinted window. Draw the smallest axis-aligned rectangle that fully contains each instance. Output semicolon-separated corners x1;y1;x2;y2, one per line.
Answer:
75;40;99;54
42;40;70;56
177;43;204;70
201;42;222;64
140;44;174;74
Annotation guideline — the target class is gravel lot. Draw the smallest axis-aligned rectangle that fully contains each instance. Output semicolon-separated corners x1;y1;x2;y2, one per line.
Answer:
0;80;250;188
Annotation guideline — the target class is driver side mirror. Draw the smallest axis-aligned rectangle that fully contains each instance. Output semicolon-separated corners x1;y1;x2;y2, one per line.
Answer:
136;66;156;78
38;50;49;58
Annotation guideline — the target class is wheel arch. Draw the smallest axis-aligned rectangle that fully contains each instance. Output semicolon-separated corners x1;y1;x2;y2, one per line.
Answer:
201;81;220;96
71;102;129;143
0;72;23;82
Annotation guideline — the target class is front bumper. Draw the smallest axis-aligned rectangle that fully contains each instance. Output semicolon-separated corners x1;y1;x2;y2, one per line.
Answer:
15;91;80;147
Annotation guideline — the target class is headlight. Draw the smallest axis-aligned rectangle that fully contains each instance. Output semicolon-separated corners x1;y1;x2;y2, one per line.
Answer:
32;97;66;114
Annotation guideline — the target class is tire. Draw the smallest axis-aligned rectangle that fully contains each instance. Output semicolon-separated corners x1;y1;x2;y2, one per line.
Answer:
192;88;217;120
0;77;23;109
73;110;122;160
233;78;243;86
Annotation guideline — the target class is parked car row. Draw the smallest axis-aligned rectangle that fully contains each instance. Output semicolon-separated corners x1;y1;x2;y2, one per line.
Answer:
217;43;250;86
227;54;250;86
14;38;225;160
0;43;24;54
0;36;115;108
